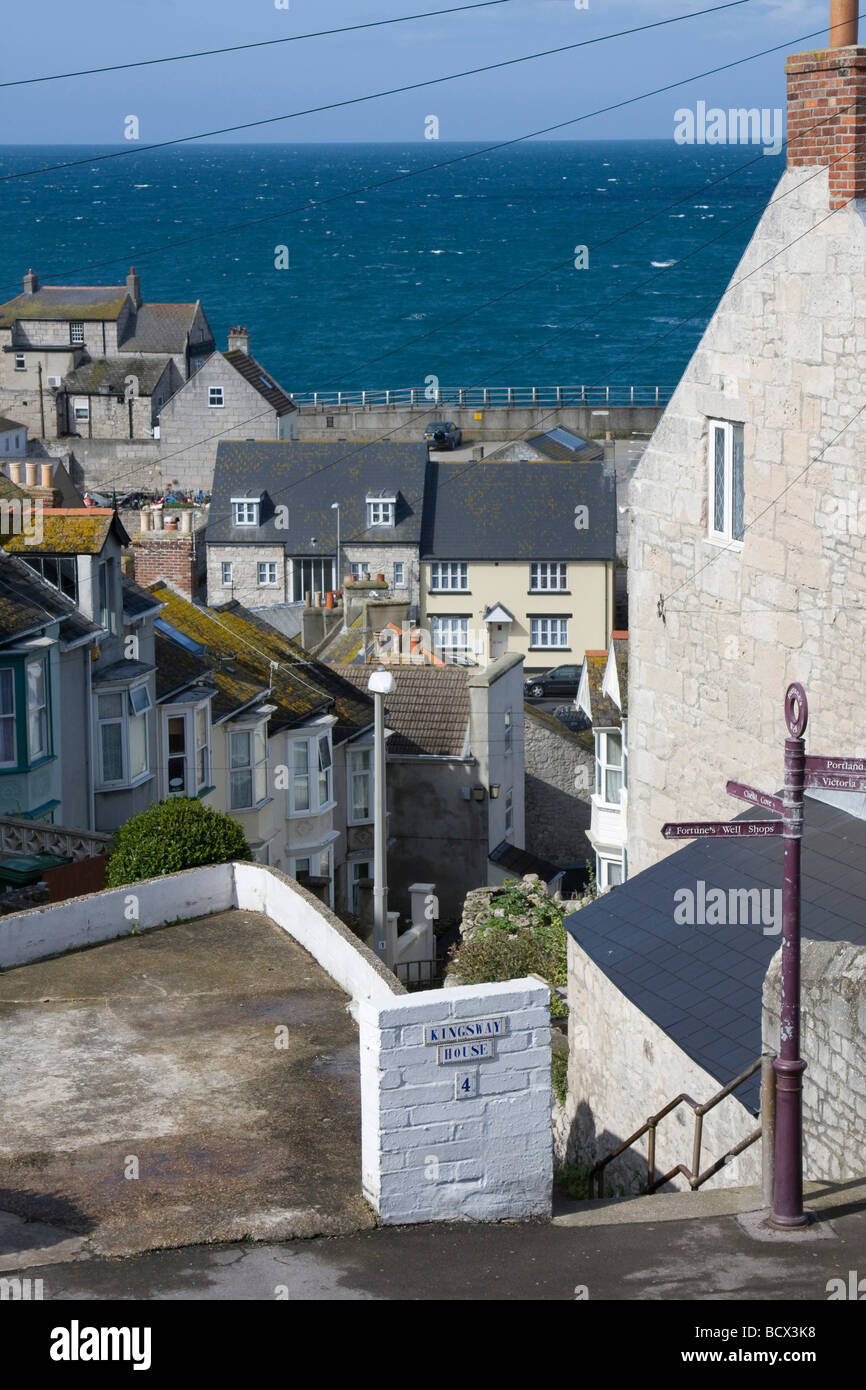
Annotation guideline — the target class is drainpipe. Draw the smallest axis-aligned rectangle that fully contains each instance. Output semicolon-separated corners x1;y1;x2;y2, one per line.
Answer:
37;361;46;437
86;648;96;831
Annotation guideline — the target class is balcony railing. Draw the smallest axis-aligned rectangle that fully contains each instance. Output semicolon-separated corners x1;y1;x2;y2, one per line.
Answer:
0;815;111;863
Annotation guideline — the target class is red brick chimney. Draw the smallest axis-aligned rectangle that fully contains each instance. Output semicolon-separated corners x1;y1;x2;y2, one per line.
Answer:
786;0;866;209
131;510;203;599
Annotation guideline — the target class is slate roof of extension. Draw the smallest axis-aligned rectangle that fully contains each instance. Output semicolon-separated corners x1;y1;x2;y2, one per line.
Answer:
0;286;129;326
207;441;429;554
0;417;25;434
2;510;130;556
332;663;471;756
148;583;373;741
118;304;207;355
422;461;616;560
565;797;866;1112
223;351;296;416
63;356;172;396
0;549;101;646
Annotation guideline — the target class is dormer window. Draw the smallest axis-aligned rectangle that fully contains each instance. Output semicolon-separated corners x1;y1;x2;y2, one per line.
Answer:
366;495;396;527
232;498;259;527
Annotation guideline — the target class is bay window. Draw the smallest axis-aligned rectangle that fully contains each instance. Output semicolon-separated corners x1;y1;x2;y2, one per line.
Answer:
162;699;211;797
96;682;151;787
287;728;335;816
595;730;623;805
26;658;48;761
0;668;15;766
228;720;268;810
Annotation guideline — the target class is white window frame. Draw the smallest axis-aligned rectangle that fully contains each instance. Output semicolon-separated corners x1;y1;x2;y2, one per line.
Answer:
504;787;514;839
430;615;469;651
14;353;25;372
347;745;373;824
393;561;405;588
530;561;568;592
221;561;233;586
208;386;225;408
25;657;49;762
73;400;90;422
366;498;395;527
162;699;212;798
257;561;278;587
228;718;269;811
289;845;334;907
597;853;625;890
530;617;568;649
96;681;151;789
69;321;85;345
232;499;259;526
708;418;745;546
594;729;623;807
430;561;468;592
0;667;15;768
287;728;335;817
504;709;512;755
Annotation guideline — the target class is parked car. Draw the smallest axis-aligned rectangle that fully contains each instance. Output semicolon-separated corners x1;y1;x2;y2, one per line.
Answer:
424;421;462;450
524;663;583;699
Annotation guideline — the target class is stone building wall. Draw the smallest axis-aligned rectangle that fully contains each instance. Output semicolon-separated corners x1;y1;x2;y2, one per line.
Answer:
157;353;290;494
763;939;866;1182
627;163;866;874
523;705;593;868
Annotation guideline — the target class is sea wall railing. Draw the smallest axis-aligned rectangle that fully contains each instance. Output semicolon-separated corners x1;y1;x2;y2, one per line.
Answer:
291;385;674;410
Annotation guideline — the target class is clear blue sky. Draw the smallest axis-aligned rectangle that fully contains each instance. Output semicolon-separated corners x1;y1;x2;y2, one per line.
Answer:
1;0;829;145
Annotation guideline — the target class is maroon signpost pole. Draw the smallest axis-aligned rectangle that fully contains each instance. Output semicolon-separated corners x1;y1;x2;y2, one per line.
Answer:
661;682;813;1226
771;682;808;1228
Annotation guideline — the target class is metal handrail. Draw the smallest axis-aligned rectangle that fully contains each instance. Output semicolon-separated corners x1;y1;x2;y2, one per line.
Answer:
588;1055;771;1199
291;385;675;411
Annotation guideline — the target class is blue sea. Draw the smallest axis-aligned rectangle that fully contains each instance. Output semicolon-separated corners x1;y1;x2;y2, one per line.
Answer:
0;142;779;393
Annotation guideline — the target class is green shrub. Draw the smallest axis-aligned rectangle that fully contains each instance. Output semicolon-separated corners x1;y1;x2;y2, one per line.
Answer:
106;797;251;887
551;1046;568;1106
447;875;568;1015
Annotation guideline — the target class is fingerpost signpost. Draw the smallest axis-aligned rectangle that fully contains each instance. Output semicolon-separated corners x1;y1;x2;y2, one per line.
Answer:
661;683;859;1228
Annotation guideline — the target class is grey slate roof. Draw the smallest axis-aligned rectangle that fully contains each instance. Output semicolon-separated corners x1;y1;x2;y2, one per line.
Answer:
422;461;616;560
489;840;564;884
118;304;203;355
224;351;296;416
565;797;866;1111
63;356;172;396
0;286;128;326
207;441;428;554
525;428;604;463
0;417;25;434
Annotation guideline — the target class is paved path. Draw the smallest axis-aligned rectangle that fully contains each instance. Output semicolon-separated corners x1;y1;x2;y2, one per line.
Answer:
0;910;373;1257
8;1182;865;1301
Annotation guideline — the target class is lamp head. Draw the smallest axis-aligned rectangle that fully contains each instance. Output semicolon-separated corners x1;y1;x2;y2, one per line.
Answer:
368;668;396;695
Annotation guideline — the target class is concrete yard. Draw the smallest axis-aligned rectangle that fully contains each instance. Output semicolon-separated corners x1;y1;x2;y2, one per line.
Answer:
0;910;374;1257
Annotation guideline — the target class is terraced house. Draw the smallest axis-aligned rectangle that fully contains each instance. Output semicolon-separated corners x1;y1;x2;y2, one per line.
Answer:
420;461;616;670
0;267;213;441
205;439;428;610
146;581;374;906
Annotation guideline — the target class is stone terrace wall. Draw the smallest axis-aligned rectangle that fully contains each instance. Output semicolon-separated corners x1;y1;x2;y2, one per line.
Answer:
523;704;593;867
763;939;866;1181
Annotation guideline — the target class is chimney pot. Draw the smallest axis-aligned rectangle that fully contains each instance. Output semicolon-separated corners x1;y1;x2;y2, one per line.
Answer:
830;0;858;47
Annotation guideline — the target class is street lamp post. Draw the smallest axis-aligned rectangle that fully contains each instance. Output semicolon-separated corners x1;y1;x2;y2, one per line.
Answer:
368;667;396;965
331;501;347;632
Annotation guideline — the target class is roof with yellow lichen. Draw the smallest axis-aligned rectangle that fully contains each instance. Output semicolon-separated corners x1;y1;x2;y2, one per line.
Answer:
2;509;129;555
148;582;373;739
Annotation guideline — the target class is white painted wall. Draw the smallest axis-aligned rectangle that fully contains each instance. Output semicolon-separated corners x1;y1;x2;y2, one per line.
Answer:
360;977;552;1224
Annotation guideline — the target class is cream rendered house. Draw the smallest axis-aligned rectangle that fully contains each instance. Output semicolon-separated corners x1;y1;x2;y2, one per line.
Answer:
420;461;616;671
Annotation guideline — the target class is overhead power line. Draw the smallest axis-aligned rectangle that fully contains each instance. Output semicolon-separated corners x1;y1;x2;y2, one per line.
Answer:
0;3;515;88
0;0;760;184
